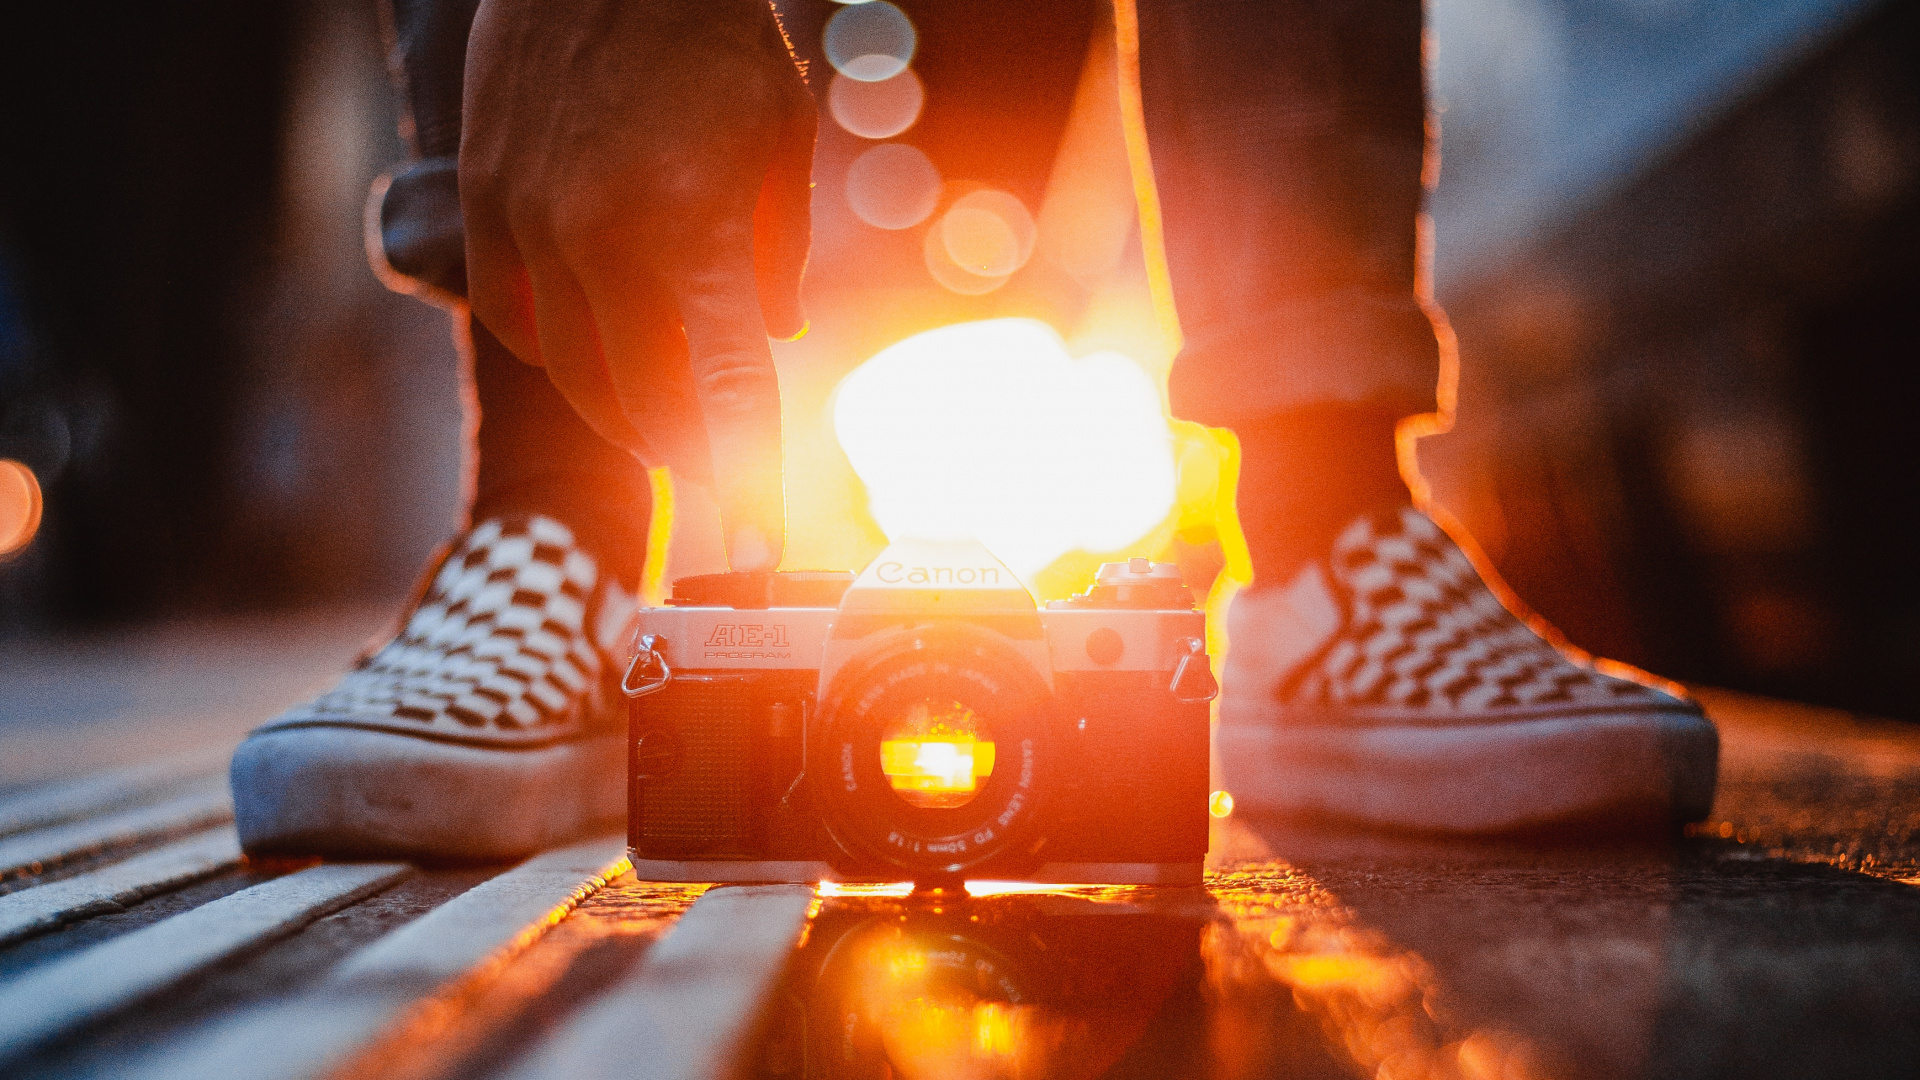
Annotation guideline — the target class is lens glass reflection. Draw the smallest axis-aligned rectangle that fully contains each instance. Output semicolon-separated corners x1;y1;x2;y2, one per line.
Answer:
880;699;995;809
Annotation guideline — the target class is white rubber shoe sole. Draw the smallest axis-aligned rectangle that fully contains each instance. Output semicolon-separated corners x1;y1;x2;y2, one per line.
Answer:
230;727;625;862
1216;706;1719;834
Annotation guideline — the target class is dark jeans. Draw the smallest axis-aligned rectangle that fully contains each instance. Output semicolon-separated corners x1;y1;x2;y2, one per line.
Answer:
1136;0;1436;424
377;0;1438;579
384;0;653;586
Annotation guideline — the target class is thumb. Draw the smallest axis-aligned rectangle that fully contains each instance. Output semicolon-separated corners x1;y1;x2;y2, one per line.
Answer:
753;95;817;342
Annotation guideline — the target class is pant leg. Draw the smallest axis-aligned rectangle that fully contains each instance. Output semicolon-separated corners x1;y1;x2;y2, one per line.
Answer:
377;0;650;587
378;0;480;299
1136;0;1438;425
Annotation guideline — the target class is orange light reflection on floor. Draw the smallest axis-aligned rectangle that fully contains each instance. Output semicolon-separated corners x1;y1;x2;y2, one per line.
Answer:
961;880;1075;897
817;881;919;898
1209;863;1549;1080
960;882;1156;903
813;881;1148;899
0;460;43;560
326;863;702;1080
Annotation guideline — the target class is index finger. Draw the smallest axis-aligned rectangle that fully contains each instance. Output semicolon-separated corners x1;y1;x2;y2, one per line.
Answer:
670;245;786;573
581;232;785;575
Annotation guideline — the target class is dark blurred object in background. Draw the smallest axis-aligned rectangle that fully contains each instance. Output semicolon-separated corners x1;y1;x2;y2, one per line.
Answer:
1426;0;1920;718
0;0;460;628
0;2;292;622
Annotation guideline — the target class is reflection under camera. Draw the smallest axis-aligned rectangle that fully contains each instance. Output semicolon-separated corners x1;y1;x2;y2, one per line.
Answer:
754;888;1211;1080
771;866;1556;1080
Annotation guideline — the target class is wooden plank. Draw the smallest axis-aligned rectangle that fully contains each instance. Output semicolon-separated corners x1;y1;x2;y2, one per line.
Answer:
107;837;630;1080
0;783;232;881
0;861;411;1062
330;836;628;993
499;884;816;1080
0;750;228;841
0;828;242;946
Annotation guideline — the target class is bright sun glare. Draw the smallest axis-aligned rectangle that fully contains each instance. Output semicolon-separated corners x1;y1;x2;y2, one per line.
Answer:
833;318;1177;581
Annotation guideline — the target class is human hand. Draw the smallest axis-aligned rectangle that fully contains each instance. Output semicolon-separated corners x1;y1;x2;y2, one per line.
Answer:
461;0;815;572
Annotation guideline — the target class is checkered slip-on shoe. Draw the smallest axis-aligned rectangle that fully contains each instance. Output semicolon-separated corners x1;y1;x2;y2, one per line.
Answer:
1218;506;1718;834
230;515;637;860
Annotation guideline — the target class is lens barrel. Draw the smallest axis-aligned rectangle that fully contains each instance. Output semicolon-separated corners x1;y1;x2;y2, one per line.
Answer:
816;626;1054;877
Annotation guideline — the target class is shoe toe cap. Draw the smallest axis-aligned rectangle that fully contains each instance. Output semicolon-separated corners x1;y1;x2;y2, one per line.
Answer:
230;725;623;862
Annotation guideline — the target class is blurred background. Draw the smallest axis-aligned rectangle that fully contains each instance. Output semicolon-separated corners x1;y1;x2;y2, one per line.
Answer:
1;0;1916;719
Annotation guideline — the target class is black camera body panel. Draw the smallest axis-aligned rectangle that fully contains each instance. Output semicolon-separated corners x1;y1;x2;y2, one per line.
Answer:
625;542;1213;884
628;669;825;862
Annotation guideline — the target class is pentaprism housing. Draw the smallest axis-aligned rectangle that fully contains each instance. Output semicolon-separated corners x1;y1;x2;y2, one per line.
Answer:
621;538;1216;885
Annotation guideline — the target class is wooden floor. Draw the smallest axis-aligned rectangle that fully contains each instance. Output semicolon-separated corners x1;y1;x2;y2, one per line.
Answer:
1;611;1917;1079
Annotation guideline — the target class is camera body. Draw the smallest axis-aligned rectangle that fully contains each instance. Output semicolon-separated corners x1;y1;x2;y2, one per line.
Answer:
624;539;1215;884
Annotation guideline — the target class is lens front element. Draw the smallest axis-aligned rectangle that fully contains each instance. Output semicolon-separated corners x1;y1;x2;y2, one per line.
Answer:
880;700;996;809
818;627;1051;877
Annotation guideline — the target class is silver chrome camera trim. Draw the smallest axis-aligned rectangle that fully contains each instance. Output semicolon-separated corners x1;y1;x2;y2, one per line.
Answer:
632;606;836;671
628;607;1207;678
1038;608;1206;673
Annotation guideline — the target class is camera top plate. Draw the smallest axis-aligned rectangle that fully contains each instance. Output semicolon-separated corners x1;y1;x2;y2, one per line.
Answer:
837;538;1039;616
667;570;855;609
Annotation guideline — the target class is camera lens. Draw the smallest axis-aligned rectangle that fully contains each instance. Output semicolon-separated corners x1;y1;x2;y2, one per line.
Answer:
880;699;993;809
817;627;1052;877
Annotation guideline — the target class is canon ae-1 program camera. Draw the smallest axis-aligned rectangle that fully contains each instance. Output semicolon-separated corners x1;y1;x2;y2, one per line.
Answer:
621;539;1217;884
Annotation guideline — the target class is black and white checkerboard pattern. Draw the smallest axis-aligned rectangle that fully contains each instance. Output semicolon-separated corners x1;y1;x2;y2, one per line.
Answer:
301;516;615;738
1291;507;1675;713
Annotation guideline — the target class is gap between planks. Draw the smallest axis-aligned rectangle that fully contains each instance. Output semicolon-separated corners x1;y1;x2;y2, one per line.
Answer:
0;828;243;946
0;782;233;882
0;861;411;1062
0;750;230;841
104;835;632;1080
499;883;817;1080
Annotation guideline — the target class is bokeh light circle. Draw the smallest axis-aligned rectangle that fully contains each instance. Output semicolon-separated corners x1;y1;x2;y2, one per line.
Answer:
0;459;44;559
846;143;942;229
829;69;924;139
940;190;1035;278
941;208;1018;276
1209;790;1236;818
923;223;1009;295
825;1;916;82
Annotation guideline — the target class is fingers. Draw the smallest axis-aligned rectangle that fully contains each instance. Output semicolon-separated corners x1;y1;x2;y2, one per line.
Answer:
753;93;817;342
518;243;655;461
578;262;717;488
669;239;787;573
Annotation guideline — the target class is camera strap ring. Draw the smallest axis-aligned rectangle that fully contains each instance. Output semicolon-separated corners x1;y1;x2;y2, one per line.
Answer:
622;633;673;698
1169;637;1219;703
